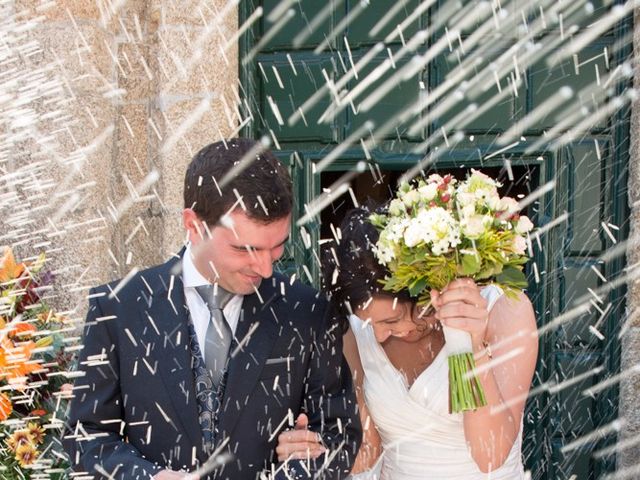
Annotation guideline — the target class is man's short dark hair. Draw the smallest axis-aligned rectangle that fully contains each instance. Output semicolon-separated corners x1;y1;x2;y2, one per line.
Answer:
184;138;293;226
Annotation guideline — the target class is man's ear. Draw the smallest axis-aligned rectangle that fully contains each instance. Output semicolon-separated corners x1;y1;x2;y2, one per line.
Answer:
183;208;203;243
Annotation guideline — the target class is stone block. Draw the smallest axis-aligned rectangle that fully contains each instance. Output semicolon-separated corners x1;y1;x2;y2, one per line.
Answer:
117;41;154;95
151;24;238;97
15;0;150;38
15;0;102;22
115;104;151;176
111;202;166;274
29;21;117;95
618;327;640;470
149;0;229;27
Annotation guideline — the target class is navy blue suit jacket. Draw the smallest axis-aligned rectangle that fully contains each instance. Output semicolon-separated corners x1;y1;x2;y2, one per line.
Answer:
64;253;361;479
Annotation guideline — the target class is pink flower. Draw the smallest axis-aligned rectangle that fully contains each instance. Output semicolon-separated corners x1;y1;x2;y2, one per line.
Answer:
515;216;534;234
513;235;527;255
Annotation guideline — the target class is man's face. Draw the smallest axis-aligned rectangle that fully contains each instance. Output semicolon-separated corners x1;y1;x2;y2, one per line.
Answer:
184;209;291;295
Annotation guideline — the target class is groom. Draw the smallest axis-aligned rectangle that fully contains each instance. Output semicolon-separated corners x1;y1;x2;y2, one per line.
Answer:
63;138;362;479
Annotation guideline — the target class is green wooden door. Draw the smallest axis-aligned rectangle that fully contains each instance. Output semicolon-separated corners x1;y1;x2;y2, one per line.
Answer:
239;1;632;478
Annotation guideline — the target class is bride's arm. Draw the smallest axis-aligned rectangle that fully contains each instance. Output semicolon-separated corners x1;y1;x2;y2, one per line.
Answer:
433;281;538;473
464;292;537;472
343;329;383;474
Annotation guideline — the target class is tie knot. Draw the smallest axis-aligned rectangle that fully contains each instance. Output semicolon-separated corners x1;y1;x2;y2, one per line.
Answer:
195;284;233;310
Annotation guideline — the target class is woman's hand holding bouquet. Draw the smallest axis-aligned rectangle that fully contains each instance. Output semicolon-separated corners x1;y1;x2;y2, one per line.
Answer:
431;279;489;351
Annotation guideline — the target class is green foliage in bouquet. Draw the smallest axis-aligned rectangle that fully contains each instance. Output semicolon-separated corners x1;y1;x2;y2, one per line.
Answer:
0;248;74;479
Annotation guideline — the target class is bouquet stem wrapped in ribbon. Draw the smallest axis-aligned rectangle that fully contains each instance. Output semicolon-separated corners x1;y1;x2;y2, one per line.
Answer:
370;171;534;413
443;325;487;413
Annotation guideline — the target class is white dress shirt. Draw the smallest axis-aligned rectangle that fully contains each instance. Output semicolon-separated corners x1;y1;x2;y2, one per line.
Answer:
182;244;243;361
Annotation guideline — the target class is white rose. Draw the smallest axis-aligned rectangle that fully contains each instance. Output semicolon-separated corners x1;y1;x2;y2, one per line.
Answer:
473;188;490;202
427;174;444;184
461;214;486;239
470;169;500;187
498;197;520;213
402;189;420;207
418;183;438;202
516;215;534;234
513;235;527;255
375;245;394;263
389;198;405;216
403;219;424;247
486;191;502;210
375;230;399;263
456;191;476;207
387;218;407;242
462;170;501;209
432;242;446;255
460;203;476;218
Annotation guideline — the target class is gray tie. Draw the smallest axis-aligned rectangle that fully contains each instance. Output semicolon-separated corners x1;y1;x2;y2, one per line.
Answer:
195;285;233;389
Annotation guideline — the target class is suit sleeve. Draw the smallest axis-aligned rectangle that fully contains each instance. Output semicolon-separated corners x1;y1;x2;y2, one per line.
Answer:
277;300;363;480
63;287;163;479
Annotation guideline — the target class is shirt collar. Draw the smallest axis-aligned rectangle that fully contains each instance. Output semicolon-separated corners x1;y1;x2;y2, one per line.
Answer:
182;243;211;288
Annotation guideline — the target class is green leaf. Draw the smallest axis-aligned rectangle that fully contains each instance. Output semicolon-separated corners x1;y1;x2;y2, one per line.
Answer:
476;261;503;280
409;277;428;297
460;253;481;276
496;266;528;289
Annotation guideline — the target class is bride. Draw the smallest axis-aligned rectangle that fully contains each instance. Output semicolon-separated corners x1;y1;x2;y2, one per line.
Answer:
276;208;538;479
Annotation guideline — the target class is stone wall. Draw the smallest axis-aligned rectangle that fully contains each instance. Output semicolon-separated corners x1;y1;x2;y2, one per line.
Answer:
0;0;238;317
619;7;640;474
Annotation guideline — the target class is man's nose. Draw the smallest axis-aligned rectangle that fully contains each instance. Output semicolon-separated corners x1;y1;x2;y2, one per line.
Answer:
253;250;273;278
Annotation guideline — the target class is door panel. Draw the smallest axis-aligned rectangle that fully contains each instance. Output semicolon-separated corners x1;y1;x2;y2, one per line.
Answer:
240;2;632;478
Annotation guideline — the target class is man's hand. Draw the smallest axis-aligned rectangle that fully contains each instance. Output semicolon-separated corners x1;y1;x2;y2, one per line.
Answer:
275;413;326;461
153;470;193;479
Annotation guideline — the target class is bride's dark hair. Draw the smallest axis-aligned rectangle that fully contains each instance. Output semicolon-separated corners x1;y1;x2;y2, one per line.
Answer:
321;207;412;317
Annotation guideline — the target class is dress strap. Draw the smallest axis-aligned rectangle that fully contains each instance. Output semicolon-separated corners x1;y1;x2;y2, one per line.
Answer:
481;284;504;311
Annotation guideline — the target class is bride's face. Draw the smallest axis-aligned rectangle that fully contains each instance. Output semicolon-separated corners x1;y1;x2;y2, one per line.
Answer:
355;296;434;344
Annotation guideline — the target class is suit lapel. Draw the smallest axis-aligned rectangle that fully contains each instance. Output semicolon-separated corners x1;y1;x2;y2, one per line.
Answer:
141;253;204;454
218;278;282;438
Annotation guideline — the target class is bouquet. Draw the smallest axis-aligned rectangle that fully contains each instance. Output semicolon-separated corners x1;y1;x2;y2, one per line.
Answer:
0;247;74;479
370;170;534;413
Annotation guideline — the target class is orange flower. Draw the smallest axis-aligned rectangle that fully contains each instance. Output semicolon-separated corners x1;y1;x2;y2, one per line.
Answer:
7;322;37;339
14;442;39;467
1;340;40;384
0;248;26;283
0;392;11;421
6;429;32;453
26;422;45;444
30;409;47;417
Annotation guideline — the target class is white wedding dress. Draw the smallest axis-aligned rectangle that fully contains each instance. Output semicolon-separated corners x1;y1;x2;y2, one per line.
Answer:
348;286;526;480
